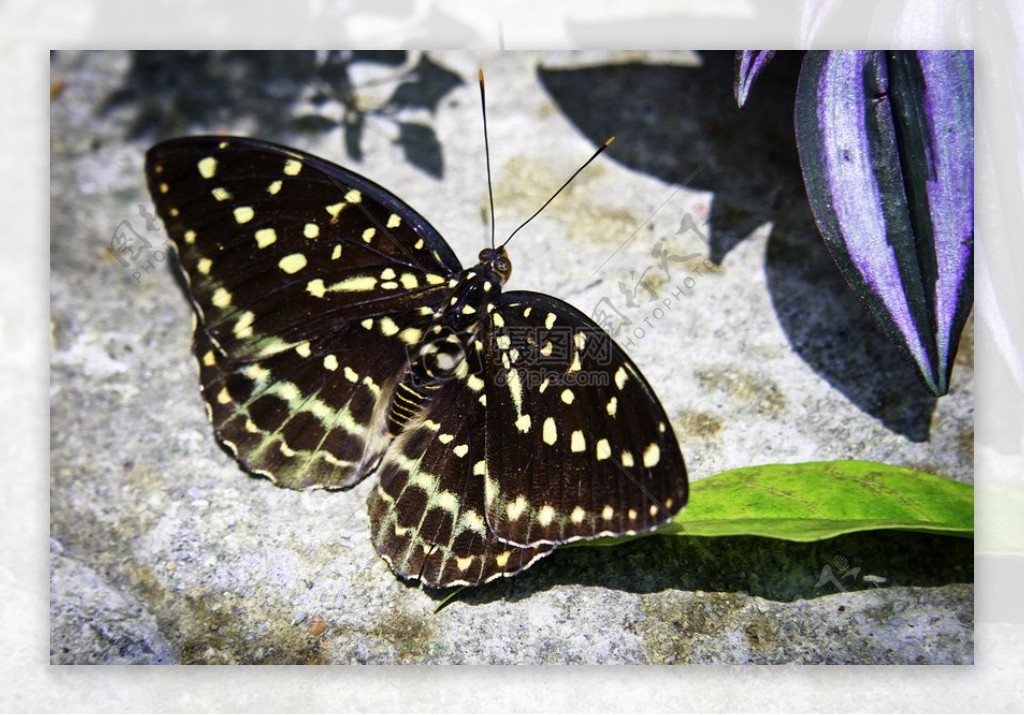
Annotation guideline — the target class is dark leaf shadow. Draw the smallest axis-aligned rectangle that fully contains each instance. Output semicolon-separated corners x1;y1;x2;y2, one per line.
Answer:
428;531;973;608
537;52;936;439
103;50;463;178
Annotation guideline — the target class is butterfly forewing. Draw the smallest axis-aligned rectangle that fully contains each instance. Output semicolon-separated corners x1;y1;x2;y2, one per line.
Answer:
146;136;461;488
482;291;688;546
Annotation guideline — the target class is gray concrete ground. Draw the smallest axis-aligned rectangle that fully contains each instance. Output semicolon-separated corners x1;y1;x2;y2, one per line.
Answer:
50;50;972;664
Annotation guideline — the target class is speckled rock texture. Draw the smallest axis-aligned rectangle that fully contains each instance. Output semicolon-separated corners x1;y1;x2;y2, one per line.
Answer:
50;50;972;664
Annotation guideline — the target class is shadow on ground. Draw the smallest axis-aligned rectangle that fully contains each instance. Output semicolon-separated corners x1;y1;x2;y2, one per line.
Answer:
430;530;973;607
537;52;936;440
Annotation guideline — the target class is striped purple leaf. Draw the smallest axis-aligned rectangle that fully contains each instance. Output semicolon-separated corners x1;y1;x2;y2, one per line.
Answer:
794;50;974;396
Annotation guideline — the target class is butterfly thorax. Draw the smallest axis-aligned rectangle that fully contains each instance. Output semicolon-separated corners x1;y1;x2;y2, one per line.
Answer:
386;247;511;436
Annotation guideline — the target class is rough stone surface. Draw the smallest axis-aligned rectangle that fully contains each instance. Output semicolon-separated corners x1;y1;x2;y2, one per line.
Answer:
49;50;973;664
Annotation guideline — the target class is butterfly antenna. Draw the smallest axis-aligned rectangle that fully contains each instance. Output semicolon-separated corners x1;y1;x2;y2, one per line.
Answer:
500;135;615;249
479;69;497;250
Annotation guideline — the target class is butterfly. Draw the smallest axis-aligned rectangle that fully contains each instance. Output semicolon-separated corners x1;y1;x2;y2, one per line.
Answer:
145;126;687;588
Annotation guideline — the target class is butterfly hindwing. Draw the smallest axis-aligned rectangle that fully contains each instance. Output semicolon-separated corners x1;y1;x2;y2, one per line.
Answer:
147;136;462;488
482;291;688;546
367;368;553;587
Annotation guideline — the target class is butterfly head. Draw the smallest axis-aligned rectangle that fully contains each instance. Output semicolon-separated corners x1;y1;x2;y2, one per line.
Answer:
477;246;512;285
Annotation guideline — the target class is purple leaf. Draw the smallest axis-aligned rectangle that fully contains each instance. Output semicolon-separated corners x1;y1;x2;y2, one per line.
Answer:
794;50;973;396
734;51;777;108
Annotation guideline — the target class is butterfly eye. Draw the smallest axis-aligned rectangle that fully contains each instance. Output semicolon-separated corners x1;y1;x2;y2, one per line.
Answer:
495;257;510;273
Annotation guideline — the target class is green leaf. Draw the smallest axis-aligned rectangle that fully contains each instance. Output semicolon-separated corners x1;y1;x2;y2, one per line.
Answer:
584;461;972;546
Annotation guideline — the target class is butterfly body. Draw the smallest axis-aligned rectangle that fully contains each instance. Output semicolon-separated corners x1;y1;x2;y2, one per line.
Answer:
146;135;687;588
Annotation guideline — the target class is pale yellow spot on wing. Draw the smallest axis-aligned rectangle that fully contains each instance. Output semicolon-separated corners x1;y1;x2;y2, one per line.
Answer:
643;443;661;467
380;268;396;280
307;279;326;298
615;366;628;390
570;506;586;524
606;396;618;417
211;287;232;308
303;223;319;239
596;438;611;461
343;366;359;383
506;495;528;521
332;275;377;292
425;274;445;285
323;354;338;371
159;182;168;194
473;460;486;476
362;227;376;243
326;201;345;220
515;414;532;433
399;273;419;289
184;230;196;244
216;387;231;404
331;245;342;260
278;253;307;274
561;389;574;405
233;311;255;339
197;258;212;274
453;444;469;458
456;556;474;572
494;552;511;568
211;187;232;202
201;350;216;367
602;505;614;521
542;417;557;446
361;318;373;330
467;374;484;392
622;450;635;467
386;213;401;228
537;505;555;527
345;189;362;203
399;327;422;345
283;158;302;176
233;206;254;224
378;317;399;336
570;430;585;453
267;180;283;195
255;227;277;249
295;341;311;358
545;313;556;329
568;352;582;373
197;156;217;179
